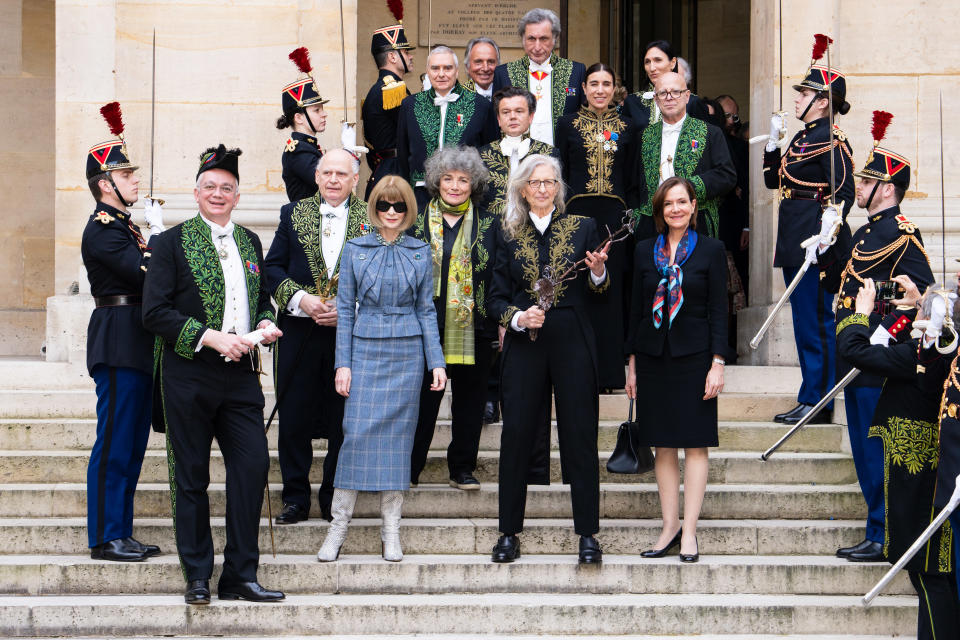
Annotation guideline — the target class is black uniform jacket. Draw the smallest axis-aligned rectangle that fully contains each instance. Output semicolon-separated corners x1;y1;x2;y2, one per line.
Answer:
281;131;322;202
555;107;636;208
626;234;728;359
763;117;854;267
81;202;154;375
824;205;933;387
839;319;954;571
491;54;586;131
396;84;498;185
933;349;960;509
264;193;369;311
628;116;736;240
411;201;499;341
362;69;409;174
477;138;555;217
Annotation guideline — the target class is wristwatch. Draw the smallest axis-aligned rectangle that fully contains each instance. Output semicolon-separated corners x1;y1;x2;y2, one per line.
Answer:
712;357;725;366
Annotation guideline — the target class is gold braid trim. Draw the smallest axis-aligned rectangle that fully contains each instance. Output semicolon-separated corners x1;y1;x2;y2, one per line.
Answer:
836;312;869;335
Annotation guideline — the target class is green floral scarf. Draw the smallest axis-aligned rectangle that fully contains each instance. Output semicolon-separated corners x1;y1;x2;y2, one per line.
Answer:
428;198;475;365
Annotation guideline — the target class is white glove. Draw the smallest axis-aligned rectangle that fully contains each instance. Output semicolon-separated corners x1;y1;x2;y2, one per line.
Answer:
143;198;165;235
818;205;842;246
804;241;819;265
765;112;786;152
340;122;368;156
926;294;947;340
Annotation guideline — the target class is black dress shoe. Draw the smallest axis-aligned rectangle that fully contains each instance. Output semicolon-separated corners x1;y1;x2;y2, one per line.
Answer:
847;540;885;563
836;538;872;558
90;538;148;562
679;537;699;563
578;535;602;564
124;537;161;558
449;472;481;491
491;535;521;563
640;530;682;558
218;581;285;602
184;579;210;605
774;403;805;423
275;503;309;525
482;401;500;425
782;403;831;425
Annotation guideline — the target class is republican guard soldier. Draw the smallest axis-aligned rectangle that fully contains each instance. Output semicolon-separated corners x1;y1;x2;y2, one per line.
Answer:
277;47;328;202
82;102;163;562
819;112;934;562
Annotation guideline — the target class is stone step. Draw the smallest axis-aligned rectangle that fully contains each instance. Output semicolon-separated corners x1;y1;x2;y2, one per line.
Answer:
0;418;844;453
0;482;867;520
0;517;870;557
0;389;798;422
0;593;916;636
0;554;911;597
0;449;855;486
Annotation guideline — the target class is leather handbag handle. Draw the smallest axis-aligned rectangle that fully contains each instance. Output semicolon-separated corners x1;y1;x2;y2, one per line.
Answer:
628;396;634;422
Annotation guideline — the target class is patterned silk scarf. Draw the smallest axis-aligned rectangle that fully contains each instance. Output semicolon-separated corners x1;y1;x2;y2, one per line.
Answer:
427;198;475;365
652;228;697;328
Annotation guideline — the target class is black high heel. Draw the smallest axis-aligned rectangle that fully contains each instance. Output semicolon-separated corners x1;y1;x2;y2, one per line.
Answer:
640;530;682;558
679;537;699;563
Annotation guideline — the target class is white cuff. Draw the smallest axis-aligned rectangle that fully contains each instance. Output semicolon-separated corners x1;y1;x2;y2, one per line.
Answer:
765;141;779;153
287;290;308;317
590;267;607;285
510;311;526;332
921;334;937;350
196;329;211;352
869;325;893;347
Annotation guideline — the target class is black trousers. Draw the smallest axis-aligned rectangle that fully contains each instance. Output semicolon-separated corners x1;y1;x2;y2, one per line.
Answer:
411;337;494;482
275;317;344;512
909;570;960;640
498;307;600;536
162;352;268;584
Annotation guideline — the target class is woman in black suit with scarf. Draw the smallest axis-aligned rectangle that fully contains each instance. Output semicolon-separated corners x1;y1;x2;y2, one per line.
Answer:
625;176;727;563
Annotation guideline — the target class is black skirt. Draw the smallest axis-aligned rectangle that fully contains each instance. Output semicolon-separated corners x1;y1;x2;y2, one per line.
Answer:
634;342;718;448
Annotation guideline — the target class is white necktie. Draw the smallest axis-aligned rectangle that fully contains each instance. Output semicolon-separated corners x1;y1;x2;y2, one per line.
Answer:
434;92;460;148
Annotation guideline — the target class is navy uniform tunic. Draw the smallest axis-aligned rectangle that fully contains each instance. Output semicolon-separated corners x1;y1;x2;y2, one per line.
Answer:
361;69;408;199
281;131;323;202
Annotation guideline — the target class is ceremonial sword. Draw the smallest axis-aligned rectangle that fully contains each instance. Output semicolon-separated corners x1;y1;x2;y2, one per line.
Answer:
146;30;163;206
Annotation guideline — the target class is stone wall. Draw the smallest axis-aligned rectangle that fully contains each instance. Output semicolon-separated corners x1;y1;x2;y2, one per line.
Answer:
0;1;54;357
742;0;960;364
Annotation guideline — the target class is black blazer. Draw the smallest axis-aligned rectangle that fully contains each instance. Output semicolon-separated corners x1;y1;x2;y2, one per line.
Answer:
142;214;276;365
395;85;498;185
627;234;728;358
280;131;322;202
80;202;154;375
491;54;586;132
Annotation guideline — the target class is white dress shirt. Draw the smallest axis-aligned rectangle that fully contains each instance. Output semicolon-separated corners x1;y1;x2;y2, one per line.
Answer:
500;135;531;174
475;83;493;99
196;214;250;350
287;199;349;316
528;60;554;145
659;115;686;184
510;209;607;331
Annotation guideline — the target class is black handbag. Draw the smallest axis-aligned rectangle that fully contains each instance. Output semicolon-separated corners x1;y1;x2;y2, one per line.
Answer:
606;398;655;475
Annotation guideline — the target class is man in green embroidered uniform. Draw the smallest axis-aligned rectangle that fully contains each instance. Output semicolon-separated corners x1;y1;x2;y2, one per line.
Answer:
628;71;735;240
142;145;284;605
264;149;368;524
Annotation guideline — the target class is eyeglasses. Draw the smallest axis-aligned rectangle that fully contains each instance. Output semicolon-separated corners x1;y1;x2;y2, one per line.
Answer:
526;179;559;190
375;200;407;213
199;183;236;195
724;112;741;123
654;89;689;100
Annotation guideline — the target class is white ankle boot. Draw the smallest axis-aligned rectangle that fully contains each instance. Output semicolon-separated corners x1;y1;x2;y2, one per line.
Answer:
316;488;358;562
380;490;404;562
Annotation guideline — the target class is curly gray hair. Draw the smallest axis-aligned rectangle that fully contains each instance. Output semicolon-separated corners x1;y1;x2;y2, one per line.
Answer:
502;154;566;240
424;146;490;203
518;8;561;40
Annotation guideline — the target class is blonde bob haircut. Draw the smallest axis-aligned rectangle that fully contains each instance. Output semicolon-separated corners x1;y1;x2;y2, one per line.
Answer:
366;175;418;232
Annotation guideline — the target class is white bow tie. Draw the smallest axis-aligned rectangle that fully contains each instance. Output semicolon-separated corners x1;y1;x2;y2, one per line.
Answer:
530;60;552;73
500;136;524;156
206;219;234;238
662;120;684;133
320;202;346;218
434;92;460;106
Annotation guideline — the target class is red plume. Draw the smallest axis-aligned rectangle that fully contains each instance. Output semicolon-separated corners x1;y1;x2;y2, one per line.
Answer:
288;47;312;74
387;0;403;22
99;102;124;137
871;110;893;144
811;34;833;62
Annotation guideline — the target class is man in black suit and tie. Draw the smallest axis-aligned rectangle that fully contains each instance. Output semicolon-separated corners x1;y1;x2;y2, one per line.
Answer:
396;45;498;211
142;145;284;605
490;7;586;146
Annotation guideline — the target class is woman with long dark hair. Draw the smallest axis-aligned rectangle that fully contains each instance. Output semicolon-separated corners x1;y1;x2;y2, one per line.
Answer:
621;40;707;131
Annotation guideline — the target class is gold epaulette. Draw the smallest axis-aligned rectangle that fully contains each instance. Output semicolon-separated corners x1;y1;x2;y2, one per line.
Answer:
896;214;917;234
832;126;847;142
94;211;115;225
382;78;406;110
284;137;298;153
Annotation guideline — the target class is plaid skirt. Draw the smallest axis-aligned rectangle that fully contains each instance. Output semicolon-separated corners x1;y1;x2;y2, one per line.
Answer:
335;335;425;490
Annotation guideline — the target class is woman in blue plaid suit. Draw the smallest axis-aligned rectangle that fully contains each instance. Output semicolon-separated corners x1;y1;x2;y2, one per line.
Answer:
317;175;447;563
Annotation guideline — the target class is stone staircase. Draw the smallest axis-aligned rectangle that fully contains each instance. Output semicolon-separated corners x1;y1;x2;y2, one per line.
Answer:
0;361;917;638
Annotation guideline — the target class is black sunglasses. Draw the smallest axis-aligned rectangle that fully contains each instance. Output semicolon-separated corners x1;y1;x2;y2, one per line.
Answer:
375;200;407;213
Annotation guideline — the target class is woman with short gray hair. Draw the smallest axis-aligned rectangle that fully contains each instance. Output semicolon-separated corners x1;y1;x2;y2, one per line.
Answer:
409;146;499;493
488;153;609;565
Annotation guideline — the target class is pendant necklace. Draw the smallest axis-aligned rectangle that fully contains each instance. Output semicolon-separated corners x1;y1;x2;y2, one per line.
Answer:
216;234;229;260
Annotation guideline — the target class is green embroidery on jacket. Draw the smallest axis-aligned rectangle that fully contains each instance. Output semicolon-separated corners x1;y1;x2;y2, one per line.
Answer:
836;312;870;335
480;140;553;217
174;317;204;360
473;214;494;316
570;106;628;195
234;224;260;325
630;85;659;126
413;83;476;162
506;54;572;127
870;416;939;475
181;214;224;331
939;520;953;573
